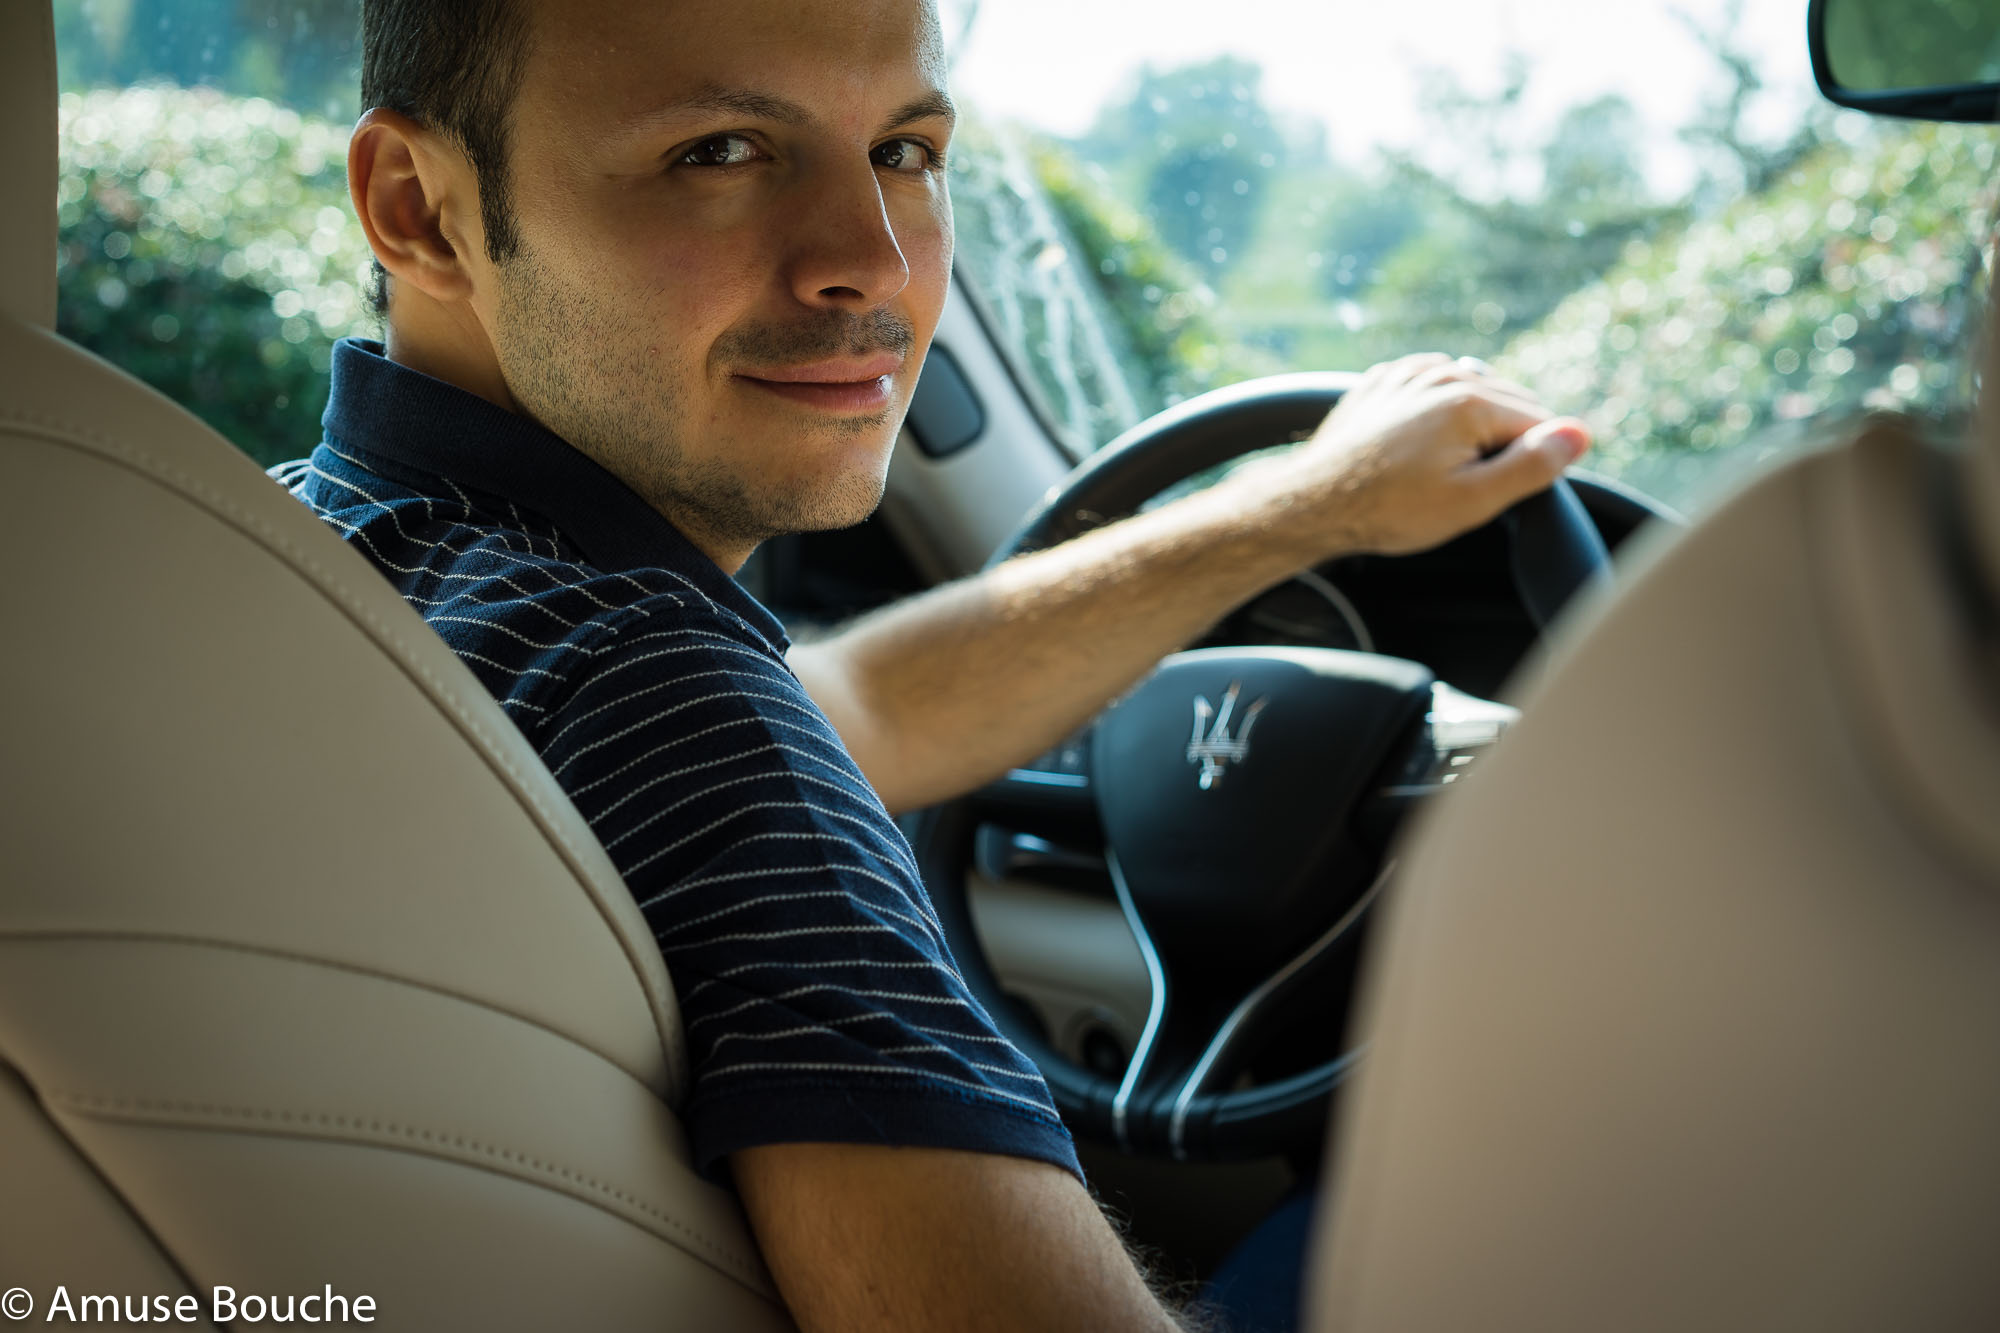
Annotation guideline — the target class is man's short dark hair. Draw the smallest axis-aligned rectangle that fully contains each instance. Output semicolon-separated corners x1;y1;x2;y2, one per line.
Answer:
359;0;532;316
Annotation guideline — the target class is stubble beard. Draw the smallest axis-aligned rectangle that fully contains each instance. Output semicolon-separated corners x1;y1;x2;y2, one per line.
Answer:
491;245;914;556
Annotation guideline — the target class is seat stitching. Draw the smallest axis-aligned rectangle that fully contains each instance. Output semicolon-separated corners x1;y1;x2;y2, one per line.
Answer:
0;930;664;1101
46;1089;773;1295
0;1062;209;1307
0;405;690;1100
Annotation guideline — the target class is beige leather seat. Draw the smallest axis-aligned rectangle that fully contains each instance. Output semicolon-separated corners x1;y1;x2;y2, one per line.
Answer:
0;5;792;1327
1309;302;2000;1320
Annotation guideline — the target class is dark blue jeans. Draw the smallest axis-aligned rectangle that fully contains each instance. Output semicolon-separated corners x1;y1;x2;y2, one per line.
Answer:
1199;1187;1318;1333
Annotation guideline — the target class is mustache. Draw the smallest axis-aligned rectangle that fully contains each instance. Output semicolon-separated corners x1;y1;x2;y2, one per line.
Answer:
715;308;916;370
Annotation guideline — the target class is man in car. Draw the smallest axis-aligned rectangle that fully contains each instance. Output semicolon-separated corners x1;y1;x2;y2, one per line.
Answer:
283;0;1593;1327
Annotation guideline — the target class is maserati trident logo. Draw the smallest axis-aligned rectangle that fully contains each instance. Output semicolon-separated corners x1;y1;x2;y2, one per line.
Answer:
1186;681;1267;790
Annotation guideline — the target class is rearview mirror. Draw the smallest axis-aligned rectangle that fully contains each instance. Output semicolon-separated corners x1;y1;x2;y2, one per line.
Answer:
1809;0;2000;122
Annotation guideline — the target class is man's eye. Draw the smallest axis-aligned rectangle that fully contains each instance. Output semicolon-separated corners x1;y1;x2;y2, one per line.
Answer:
872;138;938;172
679;134;763;167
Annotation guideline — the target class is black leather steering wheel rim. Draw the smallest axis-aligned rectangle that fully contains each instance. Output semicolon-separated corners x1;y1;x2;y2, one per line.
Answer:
914;370;1612;1161
993;371;1611;628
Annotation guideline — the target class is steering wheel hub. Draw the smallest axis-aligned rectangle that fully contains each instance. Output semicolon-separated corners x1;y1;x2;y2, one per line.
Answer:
1093;647;1433;982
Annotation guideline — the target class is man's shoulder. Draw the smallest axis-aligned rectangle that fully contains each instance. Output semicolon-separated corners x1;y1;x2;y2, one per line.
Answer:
271;444;789;718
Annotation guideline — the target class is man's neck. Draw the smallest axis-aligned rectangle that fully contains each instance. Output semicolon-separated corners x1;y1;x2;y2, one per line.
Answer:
381;301;759;577
383;301;518;416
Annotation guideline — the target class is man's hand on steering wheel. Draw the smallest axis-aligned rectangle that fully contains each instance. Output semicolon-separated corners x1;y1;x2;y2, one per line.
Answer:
1214;352;1594;561
798;352;1600;817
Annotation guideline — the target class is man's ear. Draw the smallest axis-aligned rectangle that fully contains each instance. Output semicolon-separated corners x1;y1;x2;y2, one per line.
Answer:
348;108;483;305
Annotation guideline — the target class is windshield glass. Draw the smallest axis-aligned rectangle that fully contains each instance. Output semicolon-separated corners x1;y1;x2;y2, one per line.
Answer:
943;0;1999;511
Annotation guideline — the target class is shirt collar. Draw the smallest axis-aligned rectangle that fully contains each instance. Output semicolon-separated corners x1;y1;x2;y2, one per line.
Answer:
321;337;789;652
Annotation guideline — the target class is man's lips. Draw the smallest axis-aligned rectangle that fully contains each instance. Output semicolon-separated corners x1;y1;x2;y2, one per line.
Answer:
744;354;902;384
734;354;902;413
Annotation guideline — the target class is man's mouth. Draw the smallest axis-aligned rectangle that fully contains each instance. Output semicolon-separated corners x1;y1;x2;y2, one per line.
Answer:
735;354;901;414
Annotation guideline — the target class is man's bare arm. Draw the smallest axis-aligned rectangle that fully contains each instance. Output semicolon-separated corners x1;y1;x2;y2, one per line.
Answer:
792;354;1591;813
732;1142;1198;1333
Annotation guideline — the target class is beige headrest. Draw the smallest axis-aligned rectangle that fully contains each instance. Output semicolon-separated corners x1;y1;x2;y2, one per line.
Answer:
1;2;57;329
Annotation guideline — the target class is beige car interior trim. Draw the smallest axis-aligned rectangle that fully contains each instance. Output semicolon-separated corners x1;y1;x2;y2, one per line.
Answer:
0;0;54;328
880;281;1079;578
0;1063;203;1302
55;1125;791;1331
1813;425;2000;874
967;872;1153;1057
0;938;772;1291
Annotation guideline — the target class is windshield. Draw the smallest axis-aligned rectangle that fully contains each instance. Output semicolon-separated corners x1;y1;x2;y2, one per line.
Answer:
52;0;2000;513
943;0;1999;512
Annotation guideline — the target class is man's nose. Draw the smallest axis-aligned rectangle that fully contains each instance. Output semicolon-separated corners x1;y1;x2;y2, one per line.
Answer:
784;163;912;311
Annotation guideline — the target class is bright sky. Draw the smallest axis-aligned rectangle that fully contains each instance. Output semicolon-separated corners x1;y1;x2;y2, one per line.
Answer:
944;0;1822;197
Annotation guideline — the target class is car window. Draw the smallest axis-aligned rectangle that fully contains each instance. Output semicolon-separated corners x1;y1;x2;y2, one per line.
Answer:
55;1;363;467
51;0;2000;511
943;0;1999;512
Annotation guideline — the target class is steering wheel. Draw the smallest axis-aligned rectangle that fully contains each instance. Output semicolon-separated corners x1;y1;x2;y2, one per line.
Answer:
910;371;1612;1161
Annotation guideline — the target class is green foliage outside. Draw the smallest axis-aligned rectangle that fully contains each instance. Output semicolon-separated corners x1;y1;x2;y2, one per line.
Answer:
1026;141;1286;410
963;33;1999;512
56;86;373;467
1500;122;1998;504
1352;99;1677;366
56;0;359;121
1076;57;1293;277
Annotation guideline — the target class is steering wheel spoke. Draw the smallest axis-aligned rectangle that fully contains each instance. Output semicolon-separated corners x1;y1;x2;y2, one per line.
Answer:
1106;851;1388;1158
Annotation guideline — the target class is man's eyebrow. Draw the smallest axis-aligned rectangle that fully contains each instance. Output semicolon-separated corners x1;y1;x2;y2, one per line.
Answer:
633;85;812;129
628;86;955;136
882;91;957;134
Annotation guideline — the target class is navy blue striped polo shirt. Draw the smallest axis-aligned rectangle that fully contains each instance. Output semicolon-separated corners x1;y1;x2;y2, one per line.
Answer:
276;337;1078;1181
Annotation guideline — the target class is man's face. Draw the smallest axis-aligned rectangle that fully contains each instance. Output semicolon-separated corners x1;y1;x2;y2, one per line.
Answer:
475;0;954;566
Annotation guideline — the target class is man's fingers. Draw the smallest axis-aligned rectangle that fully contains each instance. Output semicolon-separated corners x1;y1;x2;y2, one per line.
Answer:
1451;383;1556;450
1409;357;1539;403
1410;356;1540;404
1375;351;1457;388
1320;352;1456;436
1465;371;1540;403
1470;416;1592;502
1345;353;1539;427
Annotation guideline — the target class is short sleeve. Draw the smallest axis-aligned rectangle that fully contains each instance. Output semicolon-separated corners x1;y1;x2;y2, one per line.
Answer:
532;601;1081;1182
